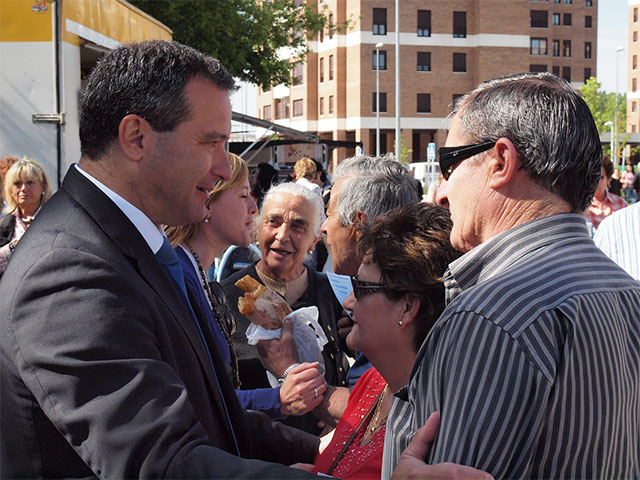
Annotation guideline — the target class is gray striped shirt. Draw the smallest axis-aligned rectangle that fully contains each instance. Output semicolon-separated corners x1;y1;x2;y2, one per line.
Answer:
382;214;640;479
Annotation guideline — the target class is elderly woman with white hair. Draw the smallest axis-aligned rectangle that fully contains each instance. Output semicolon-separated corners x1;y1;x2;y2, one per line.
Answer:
222;182;350;435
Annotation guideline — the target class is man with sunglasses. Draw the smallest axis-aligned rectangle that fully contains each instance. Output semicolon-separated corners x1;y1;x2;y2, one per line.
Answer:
386;72;640;479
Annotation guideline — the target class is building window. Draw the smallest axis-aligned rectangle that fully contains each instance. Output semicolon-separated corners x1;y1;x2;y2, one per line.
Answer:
373;8;387;35
329;13;334;39
329;54;334;80
634;55;638;70
372;92;387;113
293;99;303;117
633;101;637;112
292;63;303;85
320;57;324;82
531;11;548;28
633;125;637;133
585;42;592;59
562;66;571;82
553;40;560;56
586;0;592;5
635;8;638;22
562;40;571;57
563;0;571;3
562;13;572;25
585;15;592;28
553;0;560;3
418;10;431;37
417;93;431;113
417;52;431;71
530;64;547;72
320;27;324;42
552;13;560;25
319;97;324;115
453;11;467;38
263;105;271;121
274;99;281;119
373;50;387;70
530;38;548;55
584;67;591;82
552;65;560;76
634;78;638;92
329;95;334;114
453;52;467;72
635;31;638;42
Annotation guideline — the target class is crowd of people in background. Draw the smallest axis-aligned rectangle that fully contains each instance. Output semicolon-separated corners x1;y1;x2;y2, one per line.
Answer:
1;40;639;480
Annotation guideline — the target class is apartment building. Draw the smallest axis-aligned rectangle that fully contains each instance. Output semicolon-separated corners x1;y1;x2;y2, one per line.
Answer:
629;1;640;134
256;0;597;166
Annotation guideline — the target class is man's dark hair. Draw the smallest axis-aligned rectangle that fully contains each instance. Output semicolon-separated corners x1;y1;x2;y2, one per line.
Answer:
454;72;602;212
79;41;235;160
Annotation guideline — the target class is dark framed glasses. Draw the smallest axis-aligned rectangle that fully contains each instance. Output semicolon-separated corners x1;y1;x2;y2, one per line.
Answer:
350;277;386;299
438;141;495;180
209;281;237;336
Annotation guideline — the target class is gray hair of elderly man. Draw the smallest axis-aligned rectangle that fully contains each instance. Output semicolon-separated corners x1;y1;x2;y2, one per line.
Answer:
453;72;601;213
259;181;325;236
332;155;420;227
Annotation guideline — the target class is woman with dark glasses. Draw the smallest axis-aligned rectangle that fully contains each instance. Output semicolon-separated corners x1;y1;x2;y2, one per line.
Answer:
313;202;461;479
165;153;323;420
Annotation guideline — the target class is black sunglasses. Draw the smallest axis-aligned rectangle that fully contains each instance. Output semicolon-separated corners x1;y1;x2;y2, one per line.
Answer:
350;277;386;299
438;141;495;180
209;281;237;336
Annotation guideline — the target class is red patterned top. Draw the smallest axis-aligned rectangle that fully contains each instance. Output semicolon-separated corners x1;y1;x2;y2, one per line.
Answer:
313;367;387;479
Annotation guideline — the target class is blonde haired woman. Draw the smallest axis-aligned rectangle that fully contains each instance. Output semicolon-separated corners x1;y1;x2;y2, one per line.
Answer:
1;157;53;273
166;153;324;418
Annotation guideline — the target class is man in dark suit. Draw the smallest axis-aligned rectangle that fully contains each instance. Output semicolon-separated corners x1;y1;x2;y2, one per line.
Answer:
0;41;317;479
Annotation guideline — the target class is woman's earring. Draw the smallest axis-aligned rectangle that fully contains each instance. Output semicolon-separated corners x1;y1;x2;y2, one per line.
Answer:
308;249;313;255
398;321;403;327
204;215;210;223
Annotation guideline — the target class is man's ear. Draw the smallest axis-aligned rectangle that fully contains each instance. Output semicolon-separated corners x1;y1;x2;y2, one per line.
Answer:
353;210;368;227
118;114;152;162
488;137;521;189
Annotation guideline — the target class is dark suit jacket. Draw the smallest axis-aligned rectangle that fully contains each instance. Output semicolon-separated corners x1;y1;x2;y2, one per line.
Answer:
0;166;317;479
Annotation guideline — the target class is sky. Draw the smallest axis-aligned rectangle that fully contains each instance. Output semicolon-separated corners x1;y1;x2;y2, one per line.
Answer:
597;0;629;93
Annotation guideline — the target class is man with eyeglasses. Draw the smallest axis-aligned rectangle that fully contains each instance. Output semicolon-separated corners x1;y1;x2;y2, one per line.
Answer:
386;72;640;479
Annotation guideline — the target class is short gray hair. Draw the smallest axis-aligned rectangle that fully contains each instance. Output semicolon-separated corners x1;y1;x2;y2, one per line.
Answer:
260;182;324;236
333;156;420;227
453;72;601;212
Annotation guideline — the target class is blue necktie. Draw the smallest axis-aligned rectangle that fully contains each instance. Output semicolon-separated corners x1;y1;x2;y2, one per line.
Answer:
156;237;191;305
155;237;240;454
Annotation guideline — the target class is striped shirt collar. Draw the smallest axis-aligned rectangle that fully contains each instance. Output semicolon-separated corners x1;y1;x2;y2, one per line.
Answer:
444;213;590;303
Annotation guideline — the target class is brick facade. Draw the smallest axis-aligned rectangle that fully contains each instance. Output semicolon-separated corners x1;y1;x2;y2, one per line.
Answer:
257;0;597;169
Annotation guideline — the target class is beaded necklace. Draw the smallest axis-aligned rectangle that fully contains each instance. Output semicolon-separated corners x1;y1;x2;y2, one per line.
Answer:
184;242;240;387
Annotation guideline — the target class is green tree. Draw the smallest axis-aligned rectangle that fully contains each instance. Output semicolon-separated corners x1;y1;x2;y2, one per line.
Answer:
580;77;627;152
130;0;343;88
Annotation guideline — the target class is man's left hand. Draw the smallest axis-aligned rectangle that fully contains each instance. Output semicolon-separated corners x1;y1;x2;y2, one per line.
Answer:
392;412;494;480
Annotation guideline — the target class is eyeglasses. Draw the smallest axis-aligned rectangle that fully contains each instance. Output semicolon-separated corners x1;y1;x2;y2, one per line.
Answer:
209;281;237;336
350;277;386;299
438;141;495;180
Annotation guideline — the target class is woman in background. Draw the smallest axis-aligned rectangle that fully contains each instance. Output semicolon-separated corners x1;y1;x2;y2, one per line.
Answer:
223;182;349;434
584;155;627;229
166;153;324;419
0;157;53;274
